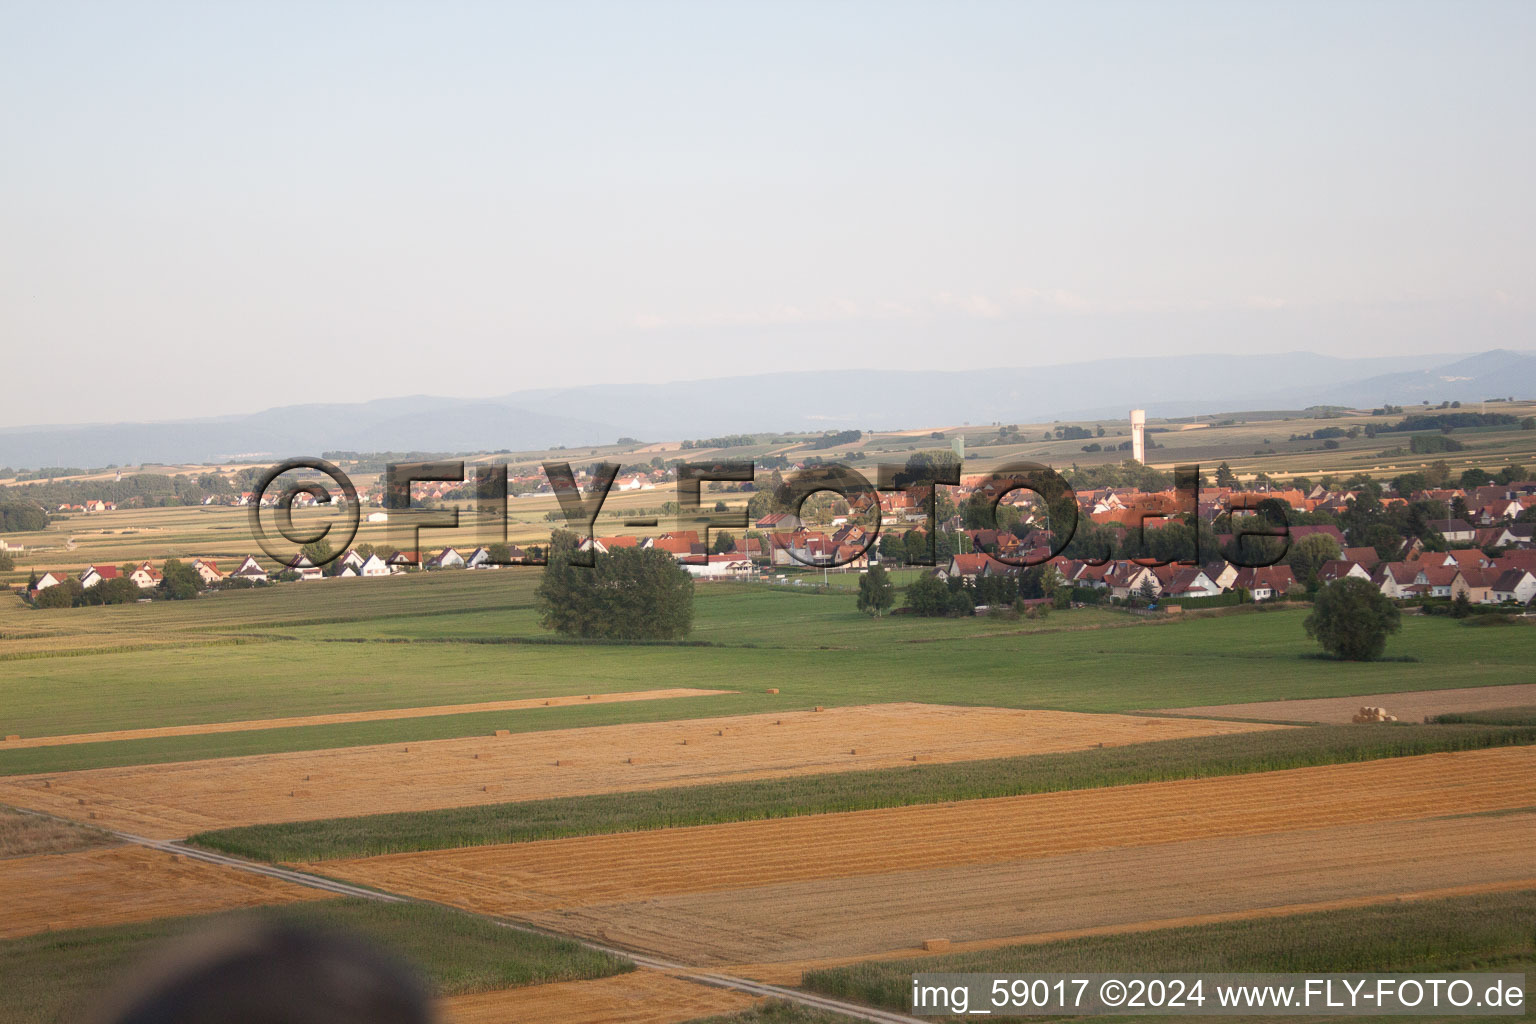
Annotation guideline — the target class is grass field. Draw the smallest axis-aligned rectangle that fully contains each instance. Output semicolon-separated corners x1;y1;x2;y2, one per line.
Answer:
5;570;1535;779
801;889;1536;1016
0;898;631;1024
186;722;1536;861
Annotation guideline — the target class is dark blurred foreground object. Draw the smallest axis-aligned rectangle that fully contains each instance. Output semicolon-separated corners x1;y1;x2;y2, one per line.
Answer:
85;921;435;1024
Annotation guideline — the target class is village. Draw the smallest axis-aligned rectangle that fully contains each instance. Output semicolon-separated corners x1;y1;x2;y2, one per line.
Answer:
16;466;1536;612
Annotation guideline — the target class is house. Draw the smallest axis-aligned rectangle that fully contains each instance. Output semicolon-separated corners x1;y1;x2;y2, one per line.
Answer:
1317;559;1371;584
578;536;639;556
425;547;466;570
942;554;991;582
1105;561;1159;601
128;561;162;589
1340;546;1382;570
1202;561;1239;590
29;571;69;595
1155;566;1222;598
385;550;419;572
1490;569;1536;605
336;549;366;573
285;554;325;581
79;565;121;589
231;556;268;582
1231;565;1298;600
1416;565;1467;600
464;547;495;569
755;512;802;532
359;553;391;577
1288;524;1348;548
1370;561;1417;599
1428;519;1476;544
682;554;754;579
648;536;698;559
189;559;224;585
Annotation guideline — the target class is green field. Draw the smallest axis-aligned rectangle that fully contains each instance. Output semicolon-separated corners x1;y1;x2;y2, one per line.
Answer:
4;572;1536;777
0;899;630;1024
188;722;1536;862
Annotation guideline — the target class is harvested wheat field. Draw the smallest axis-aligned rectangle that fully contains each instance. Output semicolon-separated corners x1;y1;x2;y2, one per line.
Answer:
307;746;1536;928
554;814;1536;968
0;845;331;939
1158;683;1536;725
0;688;733;749
441;970;758;1024
0;704;1280;839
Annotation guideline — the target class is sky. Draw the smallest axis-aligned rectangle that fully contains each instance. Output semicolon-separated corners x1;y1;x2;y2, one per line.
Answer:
2;1;1533;428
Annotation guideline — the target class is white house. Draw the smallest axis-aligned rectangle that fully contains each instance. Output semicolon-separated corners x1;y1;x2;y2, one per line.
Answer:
79;565;121;589
366;511;389;523
190;559;225;585
1491;569;1536;605
359;553;391;577
464;546;495;569
231;555;268;582
30;571;68;593
128;561;162;589
425;547;466;570
682;555;754;578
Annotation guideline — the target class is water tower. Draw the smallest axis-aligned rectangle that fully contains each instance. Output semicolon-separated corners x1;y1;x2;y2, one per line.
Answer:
1130;409;1146;463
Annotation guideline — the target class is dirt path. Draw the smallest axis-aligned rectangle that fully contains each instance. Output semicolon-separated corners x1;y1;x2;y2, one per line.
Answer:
0;705;1281;839
441;969;759;1024
0;844;331;939
0;688;734;749
307;746;1536;928
1157;683;1536;724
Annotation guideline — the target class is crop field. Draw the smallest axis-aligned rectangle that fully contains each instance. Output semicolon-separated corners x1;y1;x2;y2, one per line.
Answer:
1161;683;1536;725
0;845;331;939
553;816;1536;971
0;705;1280;838
441;970;760;1024
300;747;1536;970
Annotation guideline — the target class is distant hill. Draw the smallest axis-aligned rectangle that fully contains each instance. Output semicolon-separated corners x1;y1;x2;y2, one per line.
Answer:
1;349;1530;468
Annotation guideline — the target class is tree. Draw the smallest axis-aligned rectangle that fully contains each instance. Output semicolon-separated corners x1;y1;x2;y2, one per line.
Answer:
159;558;203;600
856;563;894;617
34;581;78;608
904;574;952;616
535;530;694;640
1460;468;1492;489
711;531;735;555
1287;533;1342;588
1215;462;1237;489
1304;578;1401;661
1136;575;1159;607
1450;591;1473;619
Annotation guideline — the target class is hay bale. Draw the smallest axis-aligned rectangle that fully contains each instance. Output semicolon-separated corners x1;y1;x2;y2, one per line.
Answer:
3;734;18;742
850;748;864;755
814;705;824;712
923;939;951;952
495;729;511;737
765;688;779;694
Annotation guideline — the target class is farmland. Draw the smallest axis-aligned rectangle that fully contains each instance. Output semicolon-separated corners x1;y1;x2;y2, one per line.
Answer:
3;548;1536;1022
0;705;1279;839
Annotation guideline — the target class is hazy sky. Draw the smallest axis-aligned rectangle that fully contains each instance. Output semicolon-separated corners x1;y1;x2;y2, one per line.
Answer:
3;1;1532;427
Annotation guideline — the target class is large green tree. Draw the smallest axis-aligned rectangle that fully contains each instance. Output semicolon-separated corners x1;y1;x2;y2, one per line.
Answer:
856;563;894;617
1304;578;1401;661
536;530;694;640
